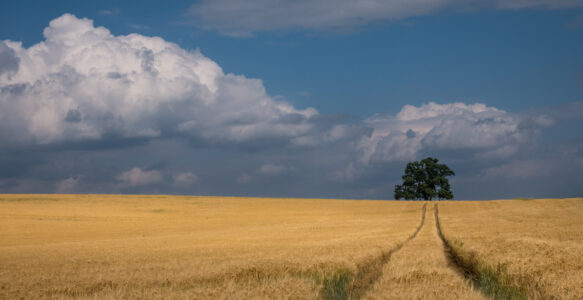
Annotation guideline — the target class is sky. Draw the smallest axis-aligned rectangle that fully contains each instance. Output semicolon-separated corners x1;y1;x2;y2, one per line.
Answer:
0;0;582;200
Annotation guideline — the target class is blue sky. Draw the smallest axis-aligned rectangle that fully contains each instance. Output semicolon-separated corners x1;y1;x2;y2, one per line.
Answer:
3;1;583;116
1;1;582;199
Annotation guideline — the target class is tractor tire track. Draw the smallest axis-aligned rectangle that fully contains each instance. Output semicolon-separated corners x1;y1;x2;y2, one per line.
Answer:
434;204;526;300
346;203;427;299
361;204;486;300
322;203;427;299
434;204;481;283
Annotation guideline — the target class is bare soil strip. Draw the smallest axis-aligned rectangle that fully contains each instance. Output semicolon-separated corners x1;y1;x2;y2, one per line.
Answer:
321;204;427;299
434;204;526;300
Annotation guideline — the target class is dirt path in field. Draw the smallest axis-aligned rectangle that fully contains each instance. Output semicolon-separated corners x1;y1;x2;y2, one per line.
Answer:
362;204;486;299
434;204;523;300
434;204;483;287
339;204;427;299
322;204;428;299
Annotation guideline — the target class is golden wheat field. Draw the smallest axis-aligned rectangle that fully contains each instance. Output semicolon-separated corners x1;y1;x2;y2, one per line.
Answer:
0;194;582;299
438;198;583;299
365;204;485;300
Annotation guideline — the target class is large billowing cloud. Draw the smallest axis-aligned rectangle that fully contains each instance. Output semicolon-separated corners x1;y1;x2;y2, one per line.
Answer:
188;0;583;36
0;41;19;76
359;102;553;163
0;14;329;147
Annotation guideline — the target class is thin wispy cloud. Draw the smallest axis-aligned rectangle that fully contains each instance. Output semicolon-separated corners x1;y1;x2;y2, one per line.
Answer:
99;8;120;16
187;0;583;36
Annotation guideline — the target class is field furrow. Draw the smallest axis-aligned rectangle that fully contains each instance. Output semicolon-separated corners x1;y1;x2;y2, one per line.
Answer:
438;198;583;299
435;204;524;299
364;204;485;300
323;204;427;299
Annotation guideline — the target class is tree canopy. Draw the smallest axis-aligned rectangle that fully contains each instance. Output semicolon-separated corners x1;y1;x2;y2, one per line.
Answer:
394;157;455;200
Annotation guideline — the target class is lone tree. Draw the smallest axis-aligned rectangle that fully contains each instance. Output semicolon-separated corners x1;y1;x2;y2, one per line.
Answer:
394;157;455;200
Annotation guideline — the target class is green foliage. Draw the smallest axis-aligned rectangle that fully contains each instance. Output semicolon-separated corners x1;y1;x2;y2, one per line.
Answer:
321;269;352;300
447;240;527;300
394;157;455;200
514;197;535;201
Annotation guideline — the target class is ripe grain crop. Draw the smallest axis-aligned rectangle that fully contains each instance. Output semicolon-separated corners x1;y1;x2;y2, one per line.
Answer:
3;195;581;299
0;194;423;299
438;198;583;299
364;204;485;300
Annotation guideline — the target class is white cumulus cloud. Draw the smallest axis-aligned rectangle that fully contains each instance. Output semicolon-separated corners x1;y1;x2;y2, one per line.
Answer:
258;163;286;175
173;172;198;186
236;173;253;185
0;41;19;76
117;167;163;186
55;177;79;193
359;102;550;163
0;14;318;146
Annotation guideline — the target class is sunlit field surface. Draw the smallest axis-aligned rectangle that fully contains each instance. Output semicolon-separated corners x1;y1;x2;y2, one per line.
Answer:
1;195;581;299
365;204;485;300
0;194;423;299
439;198;583;299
